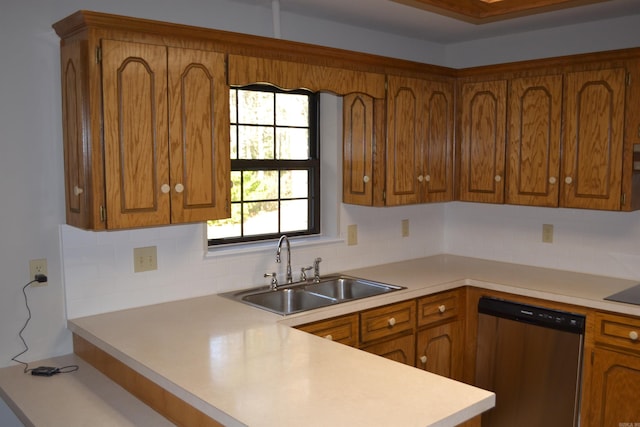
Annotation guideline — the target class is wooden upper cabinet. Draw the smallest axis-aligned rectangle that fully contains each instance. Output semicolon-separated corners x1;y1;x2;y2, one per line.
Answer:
343;93;375;205
562;68;626;210
102;40;171;229
59;35;229;230
168;47;230;223
506;74;563;207
385;75;454;206
459;80;507;204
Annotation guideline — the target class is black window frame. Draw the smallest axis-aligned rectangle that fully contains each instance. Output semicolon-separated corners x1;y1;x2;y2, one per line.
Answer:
208;84;320;246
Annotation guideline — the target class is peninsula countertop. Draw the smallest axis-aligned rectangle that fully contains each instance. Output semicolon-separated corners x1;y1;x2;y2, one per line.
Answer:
67;254;640;426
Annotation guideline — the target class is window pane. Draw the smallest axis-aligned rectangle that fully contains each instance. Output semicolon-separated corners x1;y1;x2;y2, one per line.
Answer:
281;170;308;199
277;128;309;160
244;202;278;236
243;171;278;201
276;93;309;126
230;171;241;202
280;199;308;233
238;126;274;159
208;203;241;239
230;125;237;159
238;90;274;124
230;90;237;123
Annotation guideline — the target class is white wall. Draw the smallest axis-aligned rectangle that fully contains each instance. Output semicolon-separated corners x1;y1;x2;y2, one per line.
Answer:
1;0;640;423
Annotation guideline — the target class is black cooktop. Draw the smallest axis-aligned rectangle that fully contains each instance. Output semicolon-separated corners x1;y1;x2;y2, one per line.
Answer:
605;284;640;306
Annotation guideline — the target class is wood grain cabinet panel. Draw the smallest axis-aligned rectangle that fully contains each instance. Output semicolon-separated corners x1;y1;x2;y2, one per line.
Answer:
360;334;416;366
416;321;463;381
360;300;416;344
562;68;626;210
343;93;375;205
385;75;454;206
295;313;359;347
506;74;563;207
459;79;508;204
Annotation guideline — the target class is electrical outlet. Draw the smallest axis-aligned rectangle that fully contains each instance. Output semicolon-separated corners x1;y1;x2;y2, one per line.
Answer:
29;258;48;286
347;224;358;246
542;224;554;243
401;219;410;237
133;246;158;273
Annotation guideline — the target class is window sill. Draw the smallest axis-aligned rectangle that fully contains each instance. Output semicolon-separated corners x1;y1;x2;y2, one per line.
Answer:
205;235;344;259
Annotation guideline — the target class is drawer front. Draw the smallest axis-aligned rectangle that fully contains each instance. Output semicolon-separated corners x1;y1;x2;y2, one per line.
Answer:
595;312;640;353
417;291;459;327
297;314;359;347
360;300;415;343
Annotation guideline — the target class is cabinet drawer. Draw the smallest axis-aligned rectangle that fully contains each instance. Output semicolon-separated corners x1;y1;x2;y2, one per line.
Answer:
594;312;640;353
360;300;415;343
417;291;459;327
296;314;359;347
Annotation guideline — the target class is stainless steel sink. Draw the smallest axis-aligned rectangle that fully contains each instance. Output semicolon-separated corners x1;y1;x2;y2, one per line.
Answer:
242;287;336;315
221;274;405;315
304;275;404;301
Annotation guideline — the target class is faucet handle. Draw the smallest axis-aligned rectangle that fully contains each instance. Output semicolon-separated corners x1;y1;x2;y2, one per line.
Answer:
264;272;278;289
300;266;313;282
313;257;322;282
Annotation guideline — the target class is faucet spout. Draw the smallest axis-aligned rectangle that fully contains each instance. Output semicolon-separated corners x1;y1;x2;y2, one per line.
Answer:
276;235;293;284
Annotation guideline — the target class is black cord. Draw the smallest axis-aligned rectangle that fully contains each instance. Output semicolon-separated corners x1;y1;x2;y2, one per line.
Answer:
11;279;36;373
11;278;79;375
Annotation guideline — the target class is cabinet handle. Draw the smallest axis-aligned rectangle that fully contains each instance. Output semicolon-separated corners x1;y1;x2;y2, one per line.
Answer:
549;177;557;185
388;317;397;327
363;175;370;183
494;175;502;182
73;186;83;196
174;183;185;193
438;304;446;313
417;175;424;183
630;330;639;341
565;177;573;185
161;184;171;194
324;334;333;341
425;175;431;182
420;355;427;364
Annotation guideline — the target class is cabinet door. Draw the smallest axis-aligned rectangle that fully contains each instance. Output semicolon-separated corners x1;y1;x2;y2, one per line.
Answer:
296;313;359;347
562;68;625;210
506;75;563;207
459;80;507;204
416;321;463;380
584;347;640;427
102;39;170;228
386;76;423;205
343;93;374;205
60;39;94;229
168;47;230;223
360;334;416;366
424;80;454;203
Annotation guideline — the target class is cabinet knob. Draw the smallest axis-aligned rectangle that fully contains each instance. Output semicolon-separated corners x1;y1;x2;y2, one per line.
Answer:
425;175;431;182
438;304;446;313
417;175;424;183
73;186;83;196
174;183;185;193
565;177;573;185
494;175;502;182
630;330;639;341
388;317;397;327
161;184;171;194
420;355;427;364
549;177;557;185
324;334;333;341
363;175;370;183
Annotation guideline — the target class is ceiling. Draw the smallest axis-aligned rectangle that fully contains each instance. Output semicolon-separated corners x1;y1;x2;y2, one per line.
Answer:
240;0;640;43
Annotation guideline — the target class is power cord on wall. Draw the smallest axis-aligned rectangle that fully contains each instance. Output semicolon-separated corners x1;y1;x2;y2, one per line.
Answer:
11;274;79;376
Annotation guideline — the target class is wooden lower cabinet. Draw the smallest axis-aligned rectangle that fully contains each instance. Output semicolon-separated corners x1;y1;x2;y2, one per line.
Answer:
416;320;463;381
361;333;416;365
295;313;359;347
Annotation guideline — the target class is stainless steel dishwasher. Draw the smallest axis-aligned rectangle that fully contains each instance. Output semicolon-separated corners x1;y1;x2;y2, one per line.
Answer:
475;297;586;427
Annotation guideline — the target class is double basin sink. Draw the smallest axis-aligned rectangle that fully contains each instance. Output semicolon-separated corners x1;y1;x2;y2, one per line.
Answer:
222;274;405;315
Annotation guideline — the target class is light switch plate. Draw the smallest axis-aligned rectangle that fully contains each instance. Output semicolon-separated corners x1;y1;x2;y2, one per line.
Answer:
347;224;358;246
542;224;554;243
133;246;158;273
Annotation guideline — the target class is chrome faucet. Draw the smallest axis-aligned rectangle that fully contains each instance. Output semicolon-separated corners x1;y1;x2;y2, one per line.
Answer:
313;257;322;283
276;235;293;284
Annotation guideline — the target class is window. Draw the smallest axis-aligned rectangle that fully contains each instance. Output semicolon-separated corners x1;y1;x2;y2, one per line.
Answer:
208;85;320;245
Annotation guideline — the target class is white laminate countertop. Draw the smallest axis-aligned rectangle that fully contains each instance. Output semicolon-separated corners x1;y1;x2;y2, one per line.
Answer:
65;254;640;427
